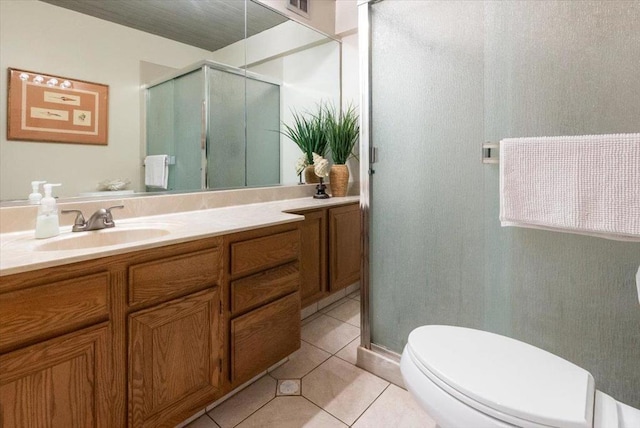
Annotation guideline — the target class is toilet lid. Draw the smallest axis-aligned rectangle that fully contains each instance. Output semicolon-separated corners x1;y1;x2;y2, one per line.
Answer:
407;325;595;428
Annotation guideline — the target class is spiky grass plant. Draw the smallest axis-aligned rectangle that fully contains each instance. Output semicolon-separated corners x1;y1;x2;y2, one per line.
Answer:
325;104;359;165
281;108;328;165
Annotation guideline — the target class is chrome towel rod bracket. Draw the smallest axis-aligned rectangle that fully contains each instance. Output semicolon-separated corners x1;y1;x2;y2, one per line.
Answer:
482;142;499;164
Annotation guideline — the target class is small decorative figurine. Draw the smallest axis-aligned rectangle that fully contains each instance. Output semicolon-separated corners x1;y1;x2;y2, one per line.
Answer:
312;153;330;199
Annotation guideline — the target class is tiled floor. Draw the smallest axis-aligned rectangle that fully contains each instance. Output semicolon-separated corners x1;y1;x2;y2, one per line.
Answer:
186;291;435;428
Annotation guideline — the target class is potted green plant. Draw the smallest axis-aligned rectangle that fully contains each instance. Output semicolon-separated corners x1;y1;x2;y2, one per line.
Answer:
325;104;359;197
281;108;328;184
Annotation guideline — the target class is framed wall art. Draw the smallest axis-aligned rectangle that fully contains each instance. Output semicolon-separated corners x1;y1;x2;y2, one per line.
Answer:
7;68;109;145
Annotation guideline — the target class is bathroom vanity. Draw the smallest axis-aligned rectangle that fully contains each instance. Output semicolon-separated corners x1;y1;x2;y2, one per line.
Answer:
293;203;361;307
0;197;359;428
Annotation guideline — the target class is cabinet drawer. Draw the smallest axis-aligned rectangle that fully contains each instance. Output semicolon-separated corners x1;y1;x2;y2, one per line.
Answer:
129;247;221;306
231;292;300;383
0;272;109;352
231;262;300;316
230;230;299;277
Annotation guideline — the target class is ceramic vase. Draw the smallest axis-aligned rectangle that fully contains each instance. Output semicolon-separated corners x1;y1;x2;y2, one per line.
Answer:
329;164;349;197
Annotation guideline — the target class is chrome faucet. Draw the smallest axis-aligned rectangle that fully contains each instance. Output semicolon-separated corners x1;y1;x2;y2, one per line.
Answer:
61;205;124;232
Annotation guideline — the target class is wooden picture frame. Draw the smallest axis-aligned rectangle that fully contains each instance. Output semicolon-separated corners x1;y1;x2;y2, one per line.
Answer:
7;68;109;145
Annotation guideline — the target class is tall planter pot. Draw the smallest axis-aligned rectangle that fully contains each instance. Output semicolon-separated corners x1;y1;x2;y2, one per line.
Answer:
329;164;349;197
304;165;320;184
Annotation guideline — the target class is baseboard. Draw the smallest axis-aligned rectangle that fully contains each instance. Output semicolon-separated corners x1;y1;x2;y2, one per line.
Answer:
356;344;405;389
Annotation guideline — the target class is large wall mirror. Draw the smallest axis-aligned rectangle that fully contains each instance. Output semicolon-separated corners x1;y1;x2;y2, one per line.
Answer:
0;0;341;202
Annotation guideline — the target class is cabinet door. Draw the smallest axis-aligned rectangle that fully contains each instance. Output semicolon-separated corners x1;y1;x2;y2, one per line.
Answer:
231;292;300;385
298;209;328;307
129;288;221;428
0;324;111;428
329;204;361;291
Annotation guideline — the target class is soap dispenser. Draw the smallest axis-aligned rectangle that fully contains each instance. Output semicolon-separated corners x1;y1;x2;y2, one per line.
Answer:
35;183;61;239
28;181;47;204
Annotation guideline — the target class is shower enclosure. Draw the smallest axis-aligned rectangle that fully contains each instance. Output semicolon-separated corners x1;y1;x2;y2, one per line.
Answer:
146;61;280;191
360;0;640;406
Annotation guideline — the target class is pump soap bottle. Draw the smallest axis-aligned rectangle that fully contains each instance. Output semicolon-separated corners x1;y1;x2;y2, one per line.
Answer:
29;181;47;204
35;183;62;239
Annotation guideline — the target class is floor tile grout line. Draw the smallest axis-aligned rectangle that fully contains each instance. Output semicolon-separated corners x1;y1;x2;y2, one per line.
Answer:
195;412;220;428
301;313;323;326
319;298;351;314
299;395;349;427
205;412;220;428
300;338;340;358
301;316;360;355
348;383;392;427
303;310;360;332
229;394;275;428
300;355;391;427
333;335;360;359
317;298;361;326
219;380;278;428
300;391;353;427
304;296;355;319
333;352;357;366
321;310;361;329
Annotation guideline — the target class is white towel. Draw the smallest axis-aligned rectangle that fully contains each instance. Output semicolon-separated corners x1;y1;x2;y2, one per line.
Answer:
499;133;640;241
144;155;169;189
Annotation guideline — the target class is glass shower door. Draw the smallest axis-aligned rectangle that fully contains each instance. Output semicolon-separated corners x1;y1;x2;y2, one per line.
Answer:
146;69;203;192
366;0;640;406
246;77;280;187
368;0;487;351
207;67;246;189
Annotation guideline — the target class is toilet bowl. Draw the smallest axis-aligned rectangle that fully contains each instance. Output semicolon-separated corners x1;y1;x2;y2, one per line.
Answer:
400;325;640;428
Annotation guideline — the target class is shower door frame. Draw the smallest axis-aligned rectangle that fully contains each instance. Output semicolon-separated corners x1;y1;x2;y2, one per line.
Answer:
358;0;377;351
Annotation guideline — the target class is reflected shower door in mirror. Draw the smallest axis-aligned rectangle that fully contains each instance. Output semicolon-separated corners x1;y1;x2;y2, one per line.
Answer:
146;62;280;192
0;0;340;202
244;20;342;185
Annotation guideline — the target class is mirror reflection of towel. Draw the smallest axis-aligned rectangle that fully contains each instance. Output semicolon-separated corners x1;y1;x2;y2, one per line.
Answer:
144;155;168;189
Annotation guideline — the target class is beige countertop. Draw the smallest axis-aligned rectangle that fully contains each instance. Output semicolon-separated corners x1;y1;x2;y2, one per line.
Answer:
0;196;359;276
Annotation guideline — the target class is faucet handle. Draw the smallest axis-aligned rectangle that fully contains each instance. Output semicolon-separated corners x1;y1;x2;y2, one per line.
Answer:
104;205;124;225
61;209;87;232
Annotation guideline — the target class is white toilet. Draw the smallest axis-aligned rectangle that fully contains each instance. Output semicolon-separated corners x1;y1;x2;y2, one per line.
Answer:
400;325;640;428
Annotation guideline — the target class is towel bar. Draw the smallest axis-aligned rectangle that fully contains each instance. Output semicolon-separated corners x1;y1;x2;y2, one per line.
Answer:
142;156;175;167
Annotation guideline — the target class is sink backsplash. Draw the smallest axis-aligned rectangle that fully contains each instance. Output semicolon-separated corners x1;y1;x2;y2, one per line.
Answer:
0;184;327;234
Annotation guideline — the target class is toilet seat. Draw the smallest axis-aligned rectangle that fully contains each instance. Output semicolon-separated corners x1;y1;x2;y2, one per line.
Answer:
406;325;595;428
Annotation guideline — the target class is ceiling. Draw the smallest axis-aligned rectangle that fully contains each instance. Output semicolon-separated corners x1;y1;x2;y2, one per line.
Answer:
39;0;289;52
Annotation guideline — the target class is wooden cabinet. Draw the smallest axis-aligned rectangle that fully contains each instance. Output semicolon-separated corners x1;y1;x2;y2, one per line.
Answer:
0;271;110;353
293;202;361;307
230;262;300;316
128;247;221;307
225;223;301;387
0;324;112;427
298;209;328;307
127;238;223;428
129;288;221;428
329;203;361;291
0;221;303;427
0;236;224;428
0;260;116;428
230;229;299;277
231;293;300;383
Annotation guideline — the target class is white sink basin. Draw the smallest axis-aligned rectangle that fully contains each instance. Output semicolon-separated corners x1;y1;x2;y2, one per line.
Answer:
34;227;171;251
